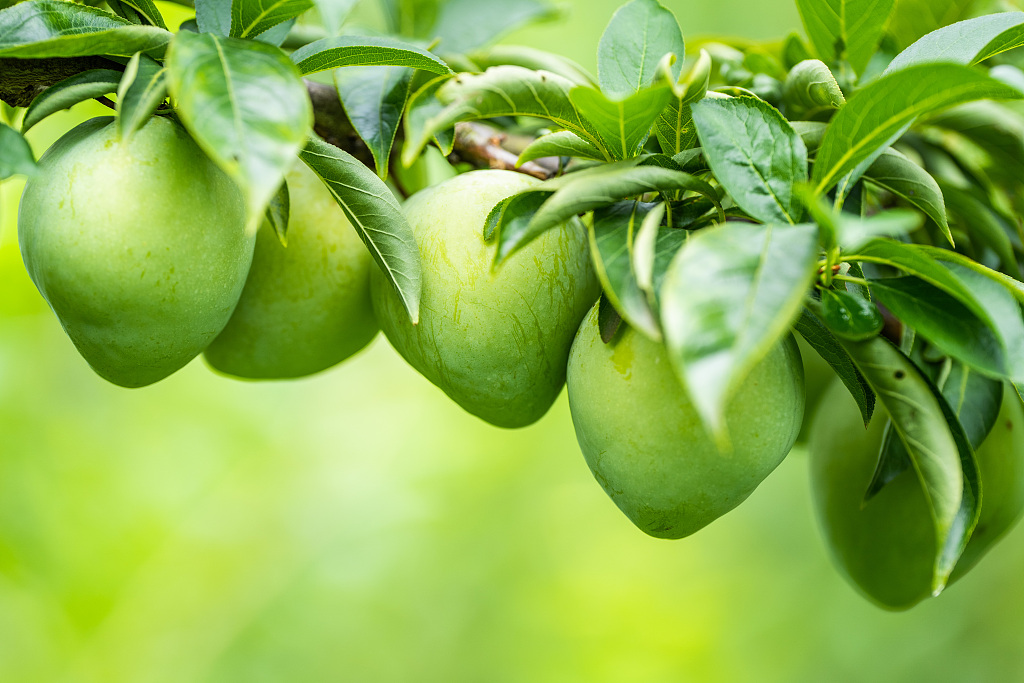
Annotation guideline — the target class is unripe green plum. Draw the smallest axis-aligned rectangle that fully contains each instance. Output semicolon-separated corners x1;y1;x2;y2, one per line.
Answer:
566;304;805;539
809;378;1024;610
18;116;251;387
203;161;378;379
371;170;599;428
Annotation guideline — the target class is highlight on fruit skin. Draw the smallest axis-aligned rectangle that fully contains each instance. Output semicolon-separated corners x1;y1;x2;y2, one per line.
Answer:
204;161;379;380
809;378;1024;610
17;116;252;388
566;303;805;539
371;169;600;429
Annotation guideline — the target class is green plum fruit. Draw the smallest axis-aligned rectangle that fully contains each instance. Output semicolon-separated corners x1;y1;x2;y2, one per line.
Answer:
566;304;805;539
809;378;1024;610
371;170;599;428
18;116;252;388
204;161;378;379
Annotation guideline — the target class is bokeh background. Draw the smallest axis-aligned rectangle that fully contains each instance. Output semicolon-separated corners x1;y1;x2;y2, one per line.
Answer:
4;0;1024;680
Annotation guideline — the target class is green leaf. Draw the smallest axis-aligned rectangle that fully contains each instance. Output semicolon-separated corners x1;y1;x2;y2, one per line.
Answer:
569;84;672;160
517;130;606;165
229;0;312;39
596;0;684;100
470;44;596;87
795;306;875;424
402;66;603;165
335;65;413;179
885;12;1024;74
631;200;666;293
781;59;845;118
654;48;710;155
116;52;166;140
868;276;1006;378
811;63;1022;195
300;136;421;323
402;74;456;161
661;222;820;441
598;292;623;343
291;36;451;76
887;0;977;51
691;97;807;225
195;0;230;36
834;209;923;252
0;0;170;57
264;179;290;246
20;68;120;133
862;148;950;244
795;0;896;76
496;163;721;263
113;0;166;28
430;0;557;55
940;182;1020;277
166;31;311;222
0;121;35;179
589;202;661;340
313;0;357;35
820;288;883;340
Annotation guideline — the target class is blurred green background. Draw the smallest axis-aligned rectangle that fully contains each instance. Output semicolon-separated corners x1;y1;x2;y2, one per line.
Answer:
4;0;1024;681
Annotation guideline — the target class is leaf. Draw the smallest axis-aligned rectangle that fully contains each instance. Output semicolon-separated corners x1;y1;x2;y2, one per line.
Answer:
820;288;883;340
114;0;166;28
862;148;950;244
470;44;596;87
795;0;896;76
0;0;171;57
116;52;166;140
430;0;557;55
596;0;684;100
887;0;977;51
195;0;230;36
598;292;623;343
291;36;451;76
836;333;968;591
496;164;721;263
884;12;1024;74
794;306;875;424
313;0;357;35
20;68;120;133
335;65;413;179
403;66;604;165
166;31;311;222
300;136;421;323
834;209;922;253
781;59;845;118
402;74;455;160
589;202;662;340
632;200;666;292
569;84;672;160
940;183;1020;277
517;130;606;165
653;48;710;155
264;179;290;246
487;190;550;248
868;276;1006;379
229;0;312;38
811;63;1022;195
661;222;819;440
0;121;35;179
691;96;808;225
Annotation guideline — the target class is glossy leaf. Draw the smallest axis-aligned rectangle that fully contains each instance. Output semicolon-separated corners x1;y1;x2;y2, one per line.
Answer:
403;74;455;160
517;130;606;164
795;0;896;75
195;0;230;36
336;65;413;179
0;0;171;57
834;209;922;253
116;52;166;140
486;191;550;247
811;63;1022;195
402;66;603;165
166;31;311;221
885;12;1024;74
820;288;883;340
115;0;166;28
230;0;312;39
631;200;666;293
596;0;684;100
569;84;672;160
862;148;950;244
795;306;875;424
661;222;819;440
654;48;710;155
21;68;120;133
431;0;557;55
291;36;450;76
589;202;661;340
264;180;290;246
782;59;844;118
300;136;421;323
0;122;35;179
470;45;596;87
692;96;807;224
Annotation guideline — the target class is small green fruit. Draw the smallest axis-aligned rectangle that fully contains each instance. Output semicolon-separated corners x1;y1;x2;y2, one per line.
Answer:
809;378;1024;610
204;161;378;379
567;304;805;539
18;116;251;387
371;170;599;428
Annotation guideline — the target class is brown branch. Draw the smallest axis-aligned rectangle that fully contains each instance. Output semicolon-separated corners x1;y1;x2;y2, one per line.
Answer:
0;56;118;108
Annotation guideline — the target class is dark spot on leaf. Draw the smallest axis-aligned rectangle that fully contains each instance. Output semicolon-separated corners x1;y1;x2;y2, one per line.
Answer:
1007;420;1014;431
894;370;905;380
